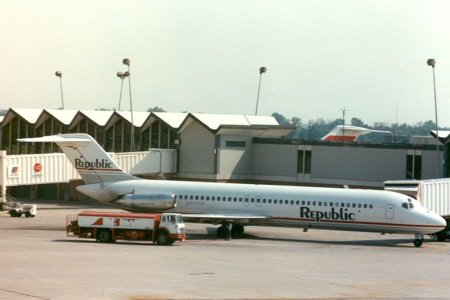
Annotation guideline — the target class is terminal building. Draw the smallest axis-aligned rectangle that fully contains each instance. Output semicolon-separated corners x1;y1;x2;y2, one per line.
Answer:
0;108;446;202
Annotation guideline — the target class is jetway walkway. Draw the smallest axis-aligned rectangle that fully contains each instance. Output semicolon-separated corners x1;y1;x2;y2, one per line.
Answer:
0;149;177;199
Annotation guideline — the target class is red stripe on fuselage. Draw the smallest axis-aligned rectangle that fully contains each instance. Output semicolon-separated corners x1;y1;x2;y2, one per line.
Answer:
272;217;442;229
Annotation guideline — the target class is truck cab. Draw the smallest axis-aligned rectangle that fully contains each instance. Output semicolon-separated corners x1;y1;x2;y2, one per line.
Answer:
159;213;186;244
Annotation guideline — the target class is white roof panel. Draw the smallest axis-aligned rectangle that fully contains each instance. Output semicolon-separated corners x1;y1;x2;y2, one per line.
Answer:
11;108;43;124
192;113;278;130
79;110;114;126
115;111;150;127
44;109;79;125
153;112;188;128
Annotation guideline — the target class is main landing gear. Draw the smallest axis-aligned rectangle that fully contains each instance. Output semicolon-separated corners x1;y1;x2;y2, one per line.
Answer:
414;233;424;247
216;224;244;238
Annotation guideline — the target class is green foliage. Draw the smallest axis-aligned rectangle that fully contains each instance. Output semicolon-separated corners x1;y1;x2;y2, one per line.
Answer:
147;106;166;112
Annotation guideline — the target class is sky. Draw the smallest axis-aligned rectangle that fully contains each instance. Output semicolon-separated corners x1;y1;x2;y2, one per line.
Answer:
1;0;449;126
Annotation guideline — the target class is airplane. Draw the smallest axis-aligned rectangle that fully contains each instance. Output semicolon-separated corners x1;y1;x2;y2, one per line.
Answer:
322;125;391;142
18;133;446;247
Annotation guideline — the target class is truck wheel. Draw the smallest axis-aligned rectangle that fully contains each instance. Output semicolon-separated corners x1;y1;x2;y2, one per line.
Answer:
25;212;31;218
156;230;173;245
9;210;18;217
97;229;112;243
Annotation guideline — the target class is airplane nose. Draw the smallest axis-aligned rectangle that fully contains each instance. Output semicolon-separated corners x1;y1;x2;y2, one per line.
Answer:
430;213;447;231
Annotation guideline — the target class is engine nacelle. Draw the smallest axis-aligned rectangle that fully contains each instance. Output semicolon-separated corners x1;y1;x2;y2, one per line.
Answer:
114;193;176;212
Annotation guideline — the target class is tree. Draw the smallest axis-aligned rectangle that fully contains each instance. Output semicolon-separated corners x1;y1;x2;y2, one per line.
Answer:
147;106;166;112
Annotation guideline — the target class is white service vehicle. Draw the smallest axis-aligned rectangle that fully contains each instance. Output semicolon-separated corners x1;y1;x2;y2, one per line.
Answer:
66;211;186;245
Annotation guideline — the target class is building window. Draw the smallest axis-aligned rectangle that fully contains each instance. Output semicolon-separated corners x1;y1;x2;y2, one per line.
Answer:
406;154;422;180
226;141;246;147
297;150;312;174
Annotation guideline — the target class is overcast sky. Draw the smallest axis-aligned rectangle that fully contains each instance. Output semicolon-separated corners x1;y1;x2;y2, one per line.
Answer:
1;0;449;126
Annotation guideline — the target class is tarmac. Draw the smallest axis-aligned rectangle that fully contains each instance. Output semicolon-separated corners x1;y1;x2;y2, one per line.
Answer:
1;200;450;300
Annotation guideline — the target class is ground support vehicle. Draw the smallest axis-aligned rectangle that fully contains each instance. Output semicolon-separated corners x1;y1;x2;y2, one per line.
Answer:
8;202;37;218
1;195;36;217
66;211;186;245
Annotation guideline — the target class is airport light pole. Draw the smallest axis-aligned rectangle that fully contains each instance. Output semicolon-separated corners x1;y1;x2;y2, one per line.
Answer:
116;72;128;111
55;71;64;109
123;58;134;151
340;107;348;138
427;58;441;177
255;66;267;116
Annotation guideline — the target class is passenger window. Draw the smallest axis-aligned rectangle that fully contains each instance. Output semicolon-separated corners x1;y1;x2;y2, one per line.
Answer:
200;196;204;200
341;203;345;208
369;204;373;209
190;195;193;200
357;204;361;208
296;201;300;205
302;201;305;205
268;199;272;204
239;198;243;202
234;198;237;202
312;201;316;206
330;202;333;207
352;203;356;208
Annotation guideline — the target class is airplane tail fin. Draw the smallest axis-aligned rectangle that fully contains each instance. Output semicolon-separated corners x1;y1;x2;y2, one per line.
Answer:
18;133;137;184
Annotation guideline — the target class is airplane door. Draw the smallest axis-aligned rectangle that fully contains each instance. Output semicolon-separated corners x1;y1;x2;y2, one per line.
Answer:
385;204;394;219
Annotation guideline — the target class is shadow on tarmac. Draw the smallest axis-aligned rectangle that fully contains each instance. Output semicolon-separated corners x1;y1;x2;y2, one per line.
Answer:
185;226;440;248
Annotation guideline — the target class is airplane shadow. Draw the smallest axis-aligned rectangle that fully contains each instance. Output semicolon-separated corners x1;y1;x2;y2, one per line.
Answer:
185;227;436;248
52;239;183;247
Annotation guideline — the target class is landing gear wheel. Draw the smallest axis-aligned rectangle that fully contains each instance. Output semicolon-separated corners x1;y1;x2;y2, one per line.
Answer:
216;226;226;238
231;224;244;237
414;239;423;247
97;229;112;243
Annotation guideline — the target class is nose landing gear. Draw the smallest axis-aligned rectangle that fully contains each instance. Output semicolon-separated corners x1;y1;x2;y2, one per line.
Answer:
414;233;424;247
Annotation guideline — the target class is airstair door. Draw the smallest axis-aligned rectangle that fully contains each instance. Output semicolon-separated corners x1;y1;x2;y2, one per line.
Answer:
385;204;394;219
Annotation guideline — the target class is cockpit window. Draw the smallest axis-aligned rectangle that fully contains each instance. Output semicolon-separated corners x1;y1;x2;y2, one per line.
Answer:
402;200;415;210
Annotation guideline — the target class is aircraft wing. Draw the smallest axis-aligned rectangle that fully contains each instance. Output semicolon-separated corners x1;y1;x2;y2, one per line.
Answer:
182;213;270;225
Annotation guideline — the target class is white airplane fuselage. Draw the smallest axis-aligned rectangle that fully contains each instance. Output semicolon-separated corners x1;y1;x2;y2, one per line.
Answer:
78;179;444;235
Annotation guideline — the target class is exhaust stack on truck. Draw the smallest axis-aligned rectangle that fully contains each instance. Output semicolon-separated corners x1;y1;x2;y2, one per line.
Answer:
66;211;186;245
